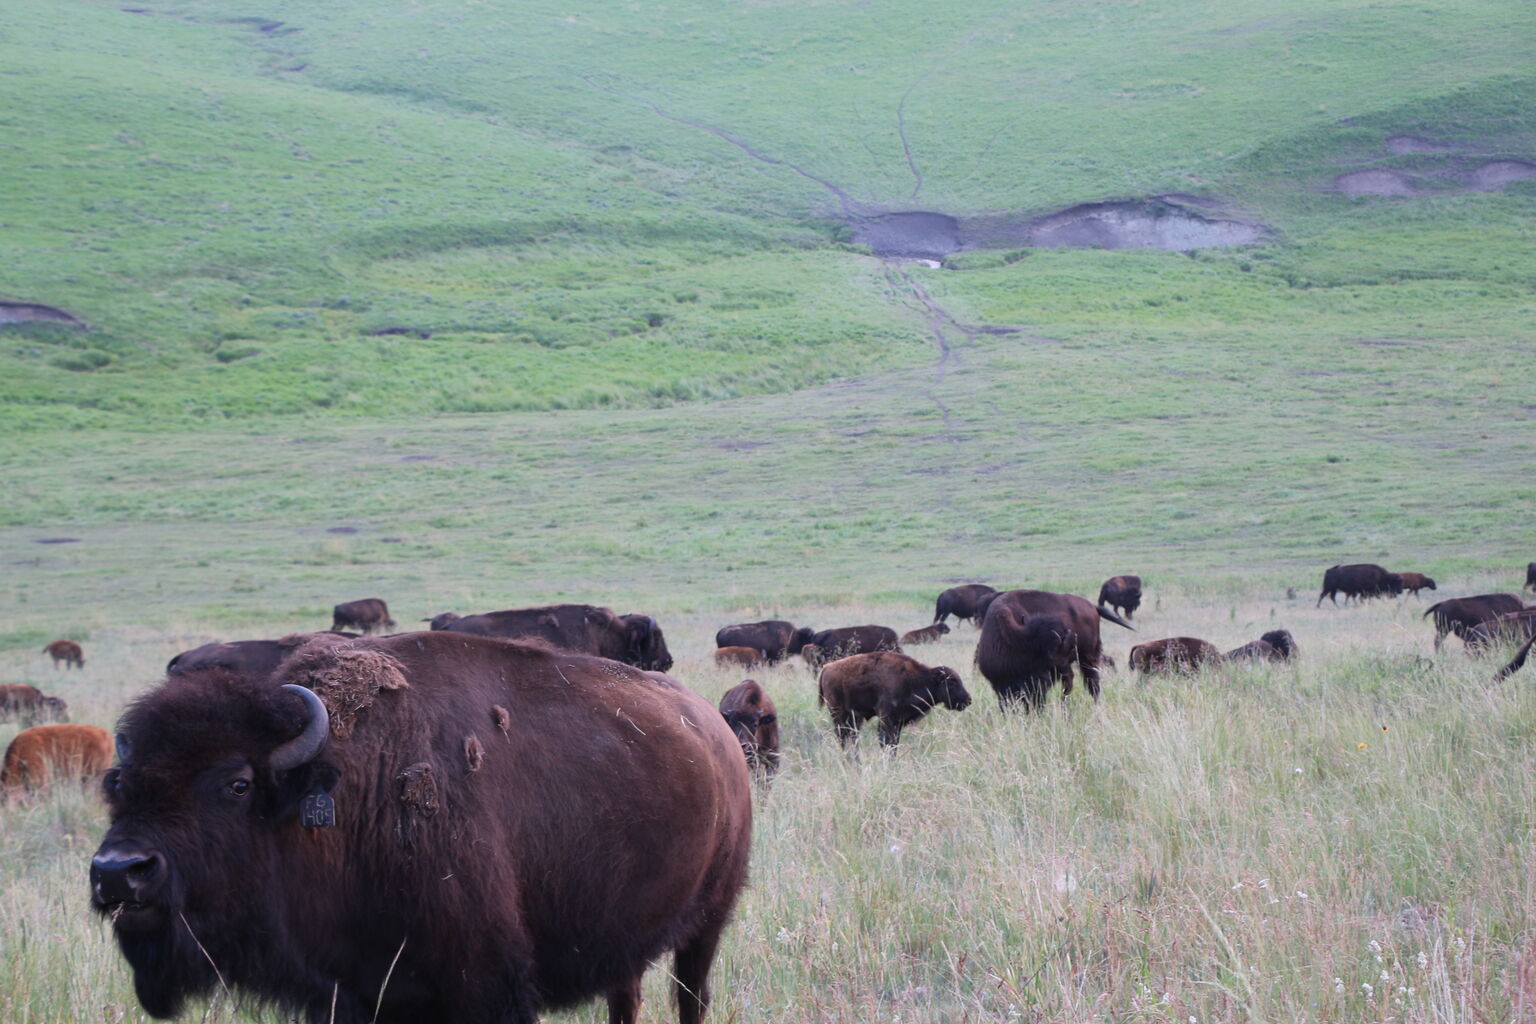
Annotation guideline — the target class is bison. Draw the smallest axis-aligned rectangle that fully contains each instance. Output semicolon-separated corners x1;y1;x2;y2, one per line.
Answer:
0;683;68;725
900;623;950;646
1496;634;1536;680
1526;562;1536;593
433;603;673;672
1423;594;1527;650
718;679;779;778
1225;629;1299;662
44;639;83;669
801;625;900;670
714;645;766;669
713;621;815;664
932;584;998;626
1317;564;1403;606
1395;572;1437;597
1096;575;1142;621
817;651;971;747
975;589;1132;709
91;630;750;1024
166;634;326;680
1129;637;1223;674
330;598;397;634
1464;608;1536;651
2;724;110;794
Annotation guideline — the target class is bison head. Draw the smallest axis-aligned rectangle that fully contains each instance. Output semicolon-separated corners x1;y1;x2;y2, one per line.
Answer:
620;614;673;672
90;677;335;1018
788;626;816;655
1022;616;1077;675
930;667;972;711
41;695;68;722
424;611;461;630
719;706;776;764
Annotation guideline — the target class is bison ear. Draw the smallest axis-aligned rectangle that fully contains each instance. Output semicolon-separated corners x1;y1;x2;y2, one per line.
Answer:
271;761;343;823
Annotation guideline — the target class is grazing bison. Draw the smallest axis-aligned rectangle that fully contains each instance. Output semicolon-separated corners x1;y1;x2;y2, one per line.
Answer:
1423;594;1527;650
932;585;998;626
1317;564;1403;606
1464;608;1536;651
435;603;673;672
1130;637;1223;674
718;679;779;778
975;589;1132;709
2;724;110;794
0;684;68;725
817;651;971;747
713;621;815;664
1395;572;1437;597
802;625;900;669
900;623;950;646
91;631;751;1024
1226;629;1299;663
44;639;83;669
1096;575;1143;621
714;646;766;669
330;598;396;634
167;634;324;680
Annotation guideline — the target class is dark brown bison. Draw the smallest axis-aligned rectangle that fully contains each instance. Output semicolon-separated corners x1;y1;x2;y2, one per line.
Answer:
1225;629;1299;662
817;651;971;747
1465;608;1536;651
1096;575;1142;621
714;645;766;669
900;623;950;646
718;679;779;778
0;684;68;725
1395;572;1437;596
1317;564;1403;606
932;585;998;626
330;598;396;634
44;639;83;669
1423;594;1527;650
1497;634;1536;680
91;631;750;1024
434;603;672;672
975;589;1132;709
713;621;815;664
1527;562;1536;592
167;634;331;680
2;724;110;794
801;626;900;671
1130;637;1223;674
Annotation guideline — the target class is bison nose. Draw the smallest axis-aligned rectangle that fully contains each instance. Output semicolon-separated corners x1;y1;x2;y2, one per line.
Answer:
91;845;166;906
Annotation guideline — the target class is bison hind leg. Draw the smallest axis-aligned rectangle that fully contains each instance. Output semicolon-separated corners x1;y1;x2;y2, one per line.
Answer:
606;975;642;1024
673;920;725;1024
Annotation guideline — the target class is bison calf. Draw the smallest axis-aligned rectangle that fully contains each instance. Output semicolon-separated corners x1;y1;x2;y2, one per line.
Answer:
1129;637;1223;675
44;639;83;669
818;651;970;748
0;684;68;726
718;679;779;778
1226;629;1299;663
900;623;950;646
330;598;397;634
1395;572;1437;596
2;724;111;795
1097;575;1142;621
714;646;766;669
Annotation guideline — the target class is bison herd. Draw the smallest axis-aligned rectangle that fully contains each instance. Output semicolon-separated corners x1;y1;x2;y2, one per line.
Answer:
0;564;1522;1023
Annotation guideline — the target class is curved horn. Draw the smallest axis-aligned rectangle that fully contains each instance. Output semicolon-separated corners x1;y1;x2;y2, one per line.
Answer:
269;684;330;772
115;732;132;764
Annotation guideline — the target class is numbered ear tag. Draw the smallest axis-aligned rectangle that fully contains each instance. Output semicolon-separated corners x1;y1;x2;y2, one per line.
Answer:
300;790;336;829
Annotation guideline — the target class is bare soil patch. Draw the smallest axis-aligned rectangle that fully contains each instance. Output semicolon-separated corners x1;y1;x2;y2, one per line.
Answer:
1468;160;1536;190
852;212;961;260
0;302;85;327
1334;169;1415;196
1022;200;1266;250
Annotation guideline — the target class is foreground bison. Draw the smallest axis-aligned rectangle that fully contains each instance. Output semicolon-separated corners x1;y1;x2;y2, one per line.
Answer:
1317;564;1402;606
1130;637;1223;674
2;724;109;794
1423;594;1526;650
91;631;750;1024
0;683;67;725
330;598;396;634
975;590;1132;709
432;603;673;672
713;620;815;664
167;634;324;679
932;585;998;626
817;651;970;747
718;679;779;778
44;639;84;669
1096;575;1142;621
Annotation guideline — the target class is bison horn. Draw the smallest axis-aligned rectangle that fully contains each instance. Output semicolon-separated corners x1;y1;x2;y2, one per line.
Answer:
269;684;331;771
115;732;132;764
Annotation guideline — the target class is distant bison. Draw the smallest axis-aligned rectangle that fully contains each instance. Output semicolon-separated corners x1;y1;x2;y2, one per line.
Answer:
718;679;779;778
434;603;673;672
0;684;68;726
975;589;1133;709
1527;562;1536;592
1096;575;1142;621
900;623;950;646
714;646;766;669
1225;629;1299;663
1129;637;1223;674
330;598;396;634
1317;564;1403;606
802;625;900;670
713;620;815;664
1423;594;1526;650
932;585;998;626
817;651;970;747
2;724;110;794
44;639;83;669
1395;572;1437;596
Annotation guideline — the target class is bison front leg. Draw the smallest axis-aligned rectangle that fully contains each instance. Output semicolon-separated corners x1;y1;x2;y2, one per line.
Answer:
829;709;860;747
607;975;642;1024
674;918;726;1024
877;718;903;747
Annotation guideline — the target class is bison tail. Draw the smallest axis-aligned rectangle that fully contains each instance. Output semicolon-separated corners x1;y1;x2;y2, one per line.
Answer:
1422;603;1442;620
1095;606;1135;631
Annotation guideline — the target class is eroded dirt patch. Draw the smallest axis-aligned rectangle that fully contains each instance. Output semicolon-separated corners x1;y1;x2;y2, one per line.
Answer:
0;301;85;327
1023;200;1266;250
853;212;961;260
1469;160;1536;190
1334;169;1415;196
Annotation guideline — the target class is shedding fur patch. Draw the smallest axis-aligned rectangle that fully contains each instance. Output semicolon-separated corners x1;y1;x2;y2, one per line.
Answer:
463;734;485;774
491;705;511;738
278;643;409;739
397;761;439;816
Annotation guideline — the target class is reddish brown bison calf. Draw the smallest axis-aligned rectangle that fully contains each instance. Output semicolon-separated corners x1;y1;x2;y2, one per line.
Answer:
330;598;396;634
817;651;971;747
1395;572;1437;596
718;679;779;778
2;724;111;794
714;646;767;669
900;623;950;646
0;684;68;725
44;639;83;669
1129;637;1223;674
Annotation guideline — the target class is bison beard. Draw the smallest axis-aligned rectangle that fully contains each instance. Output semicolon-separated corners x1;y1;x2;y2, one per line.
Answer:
91;633;751;1024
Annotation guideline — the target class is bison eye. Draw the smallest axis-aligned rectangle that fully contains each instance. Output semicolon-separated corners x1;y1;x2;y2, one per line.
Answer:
226;778;251;798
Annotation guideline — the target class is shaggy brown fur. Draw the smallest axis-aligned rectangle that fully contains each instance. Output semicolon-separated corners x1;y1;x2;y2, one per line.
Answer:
330;598;397;634
714;646;766;669
1130;637;1223;674
975;590;1132;709
718;679;779;778
899;623;950;646
817;651;970;747
433;603;672;672
2;724;109;794
1096;575;1142;620
1423;594;1527;650
1395;572;1437;596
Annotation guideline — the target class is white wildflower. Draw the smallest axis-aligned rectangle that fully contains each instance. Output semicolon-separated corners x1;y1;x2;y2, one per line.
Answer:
1416;951;1429;970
